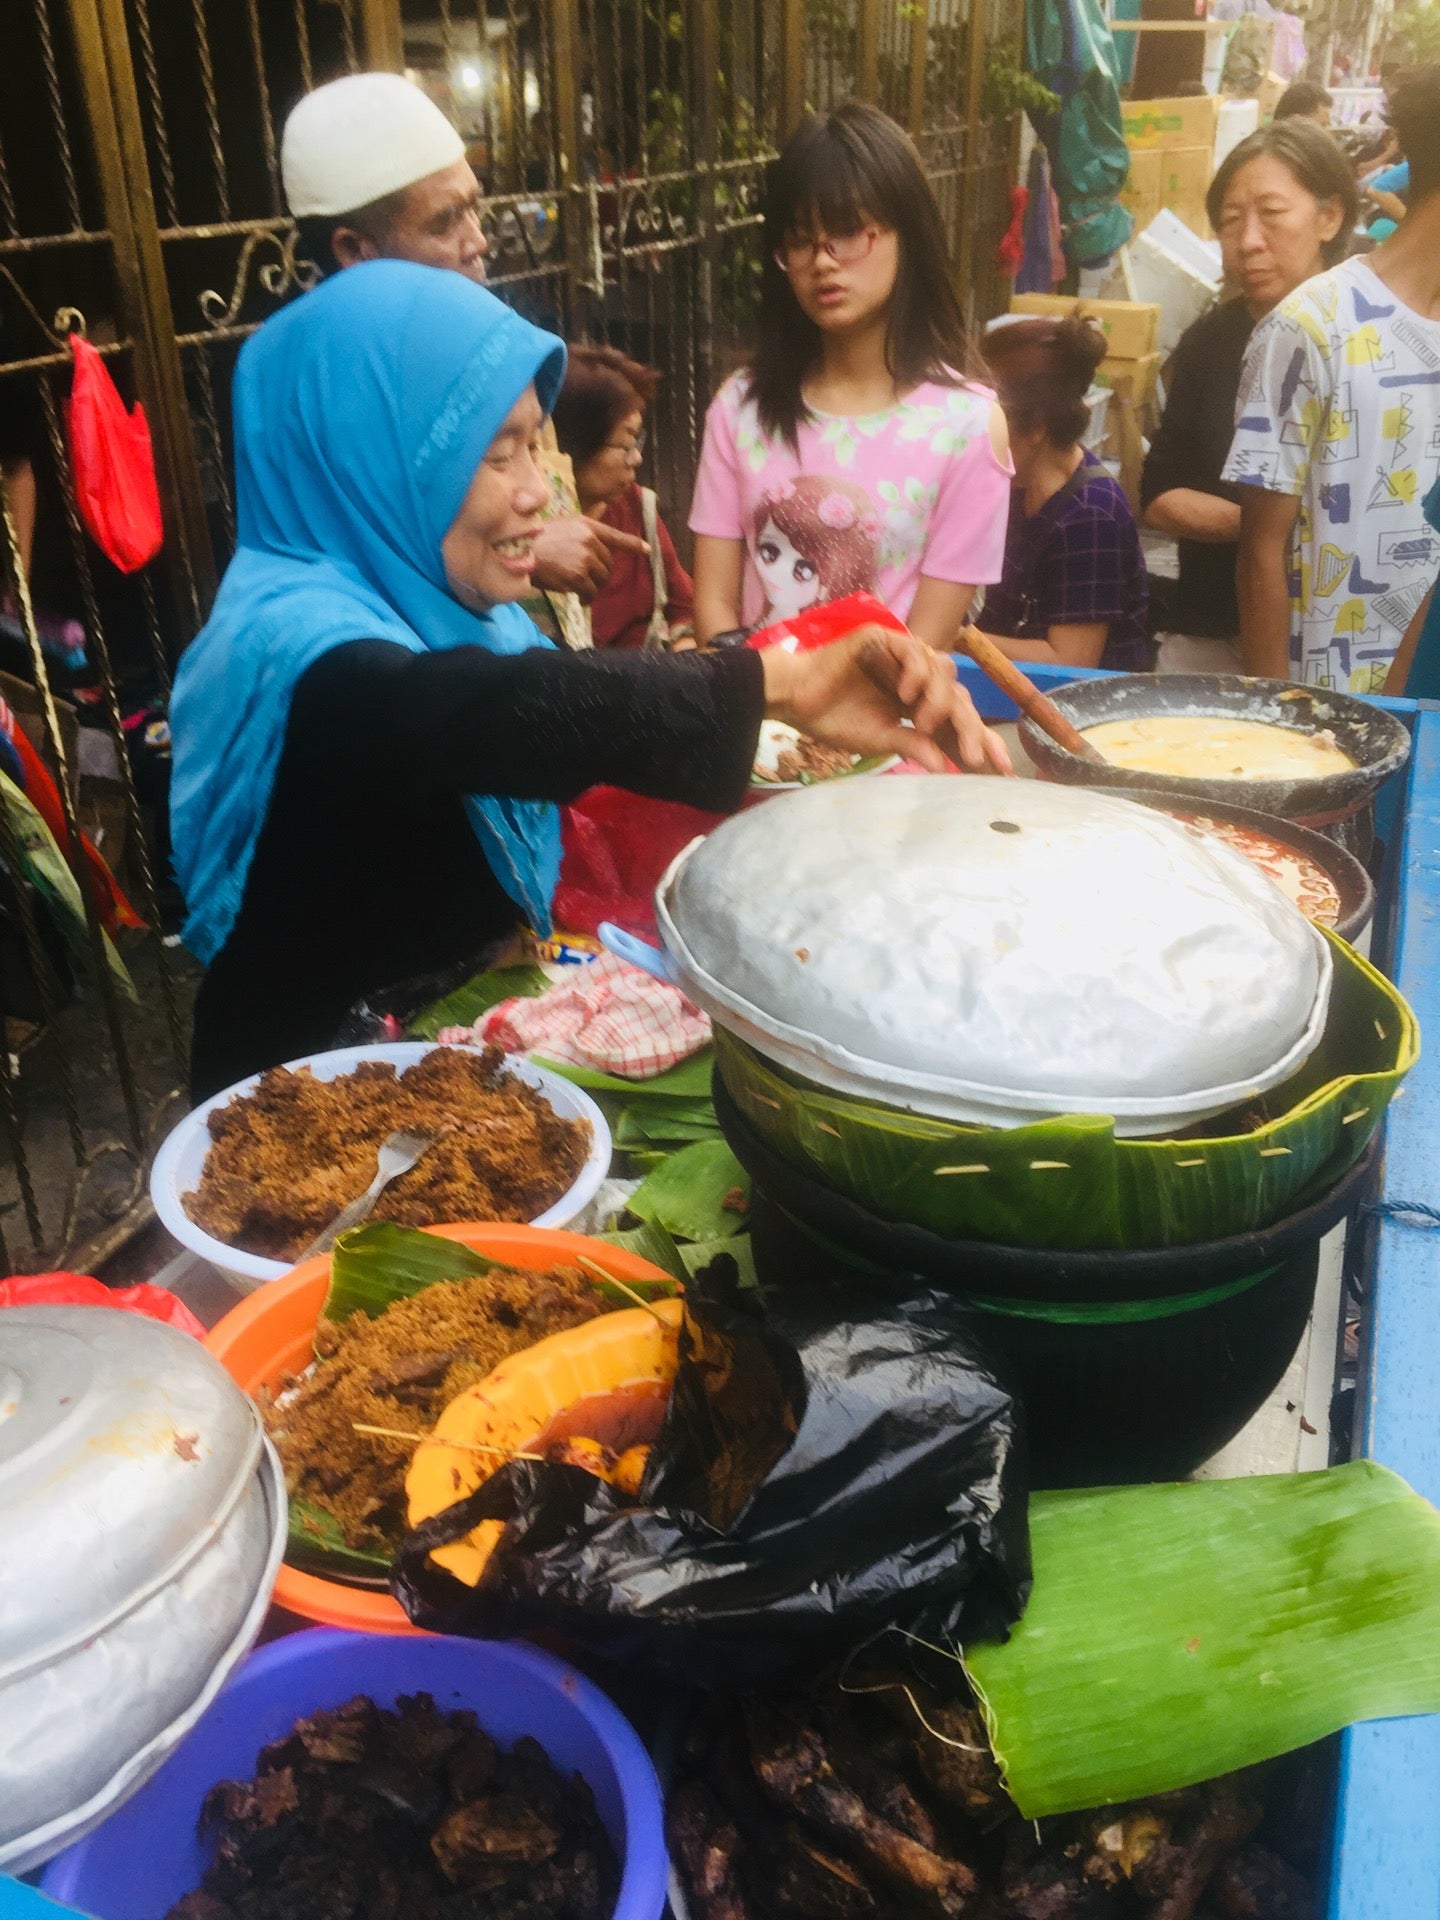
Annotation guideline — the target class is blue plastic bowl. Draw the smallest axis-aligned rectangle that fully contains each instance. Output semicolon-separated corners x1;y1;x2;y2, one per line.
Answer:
41;1628;667;1920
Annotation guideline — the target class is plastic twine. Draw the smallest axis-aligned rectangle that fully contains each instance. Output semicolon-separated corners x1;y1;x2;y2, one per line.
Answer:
1361;1200;1440;1230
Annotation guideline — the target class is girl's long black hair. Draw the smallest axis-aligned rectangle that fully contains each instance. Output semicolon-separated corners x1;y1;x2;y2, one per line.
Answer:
748;102;977;450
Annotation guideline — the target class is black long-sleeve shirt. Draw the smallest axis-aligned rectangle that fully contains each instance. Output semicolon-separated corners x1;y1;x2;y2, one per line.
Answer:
1140;297;1255;640
189;640;764;1098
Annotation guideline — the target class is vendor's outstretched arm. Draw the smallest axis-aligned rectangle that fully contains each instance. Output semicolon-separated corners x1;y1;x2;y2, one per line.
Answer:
291;640;765;815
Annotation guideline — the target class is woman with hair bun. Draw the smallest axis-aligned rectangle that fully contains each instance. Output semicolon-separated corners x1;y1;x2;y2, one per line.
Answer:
976;316;1149;671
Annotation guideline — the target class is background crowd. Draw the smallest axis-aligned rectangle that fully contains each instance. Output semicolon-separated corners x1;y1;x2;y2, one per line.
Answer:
274;64;1440;704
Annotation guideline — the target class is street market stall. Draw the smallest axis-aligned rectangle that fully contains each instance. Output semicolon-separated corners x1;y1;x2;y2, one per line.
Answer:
5;661;1440;1919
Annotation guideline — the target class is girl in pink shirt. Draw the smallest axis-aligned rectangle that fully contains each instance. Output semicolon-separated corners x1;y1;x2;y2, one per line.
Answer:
690;103;1012;650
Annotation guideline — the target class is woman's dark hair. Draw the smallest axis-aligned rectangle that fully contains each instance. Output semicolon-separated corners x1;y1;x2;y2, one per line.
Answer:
550;345;660;465
1274;79;1333;119
1205;120;1359;264
982;317;1106;448
1387;65;1440;200
748;102;976;450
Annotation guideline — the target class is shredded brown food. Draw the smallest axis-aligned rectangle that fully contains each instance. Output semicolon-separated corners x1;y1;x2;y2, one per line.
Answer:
756;736;859;784
265;1263;605;1553
185;1045;590;1261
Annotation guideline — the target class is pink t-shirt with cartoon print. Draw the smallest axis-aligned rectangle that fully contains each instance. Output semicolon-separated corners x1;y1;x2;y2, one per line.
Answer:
687;372;1012;628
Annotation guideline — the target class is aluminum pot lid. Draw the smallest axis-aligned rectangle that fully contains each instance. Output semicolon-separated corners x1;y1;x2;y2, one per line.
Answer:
0;1306;263;1679
656;777;1332;1128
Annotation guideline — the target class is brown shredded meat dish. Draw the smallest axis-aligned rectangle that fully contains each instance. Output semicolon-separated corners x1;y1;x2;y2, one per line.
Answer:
185;1046;590;1261
267;1263;605;1554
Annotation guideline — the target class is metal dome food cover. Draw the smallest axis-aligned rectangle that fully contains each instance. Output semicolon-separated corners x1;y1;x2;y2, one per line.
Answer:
656;777;1332;1136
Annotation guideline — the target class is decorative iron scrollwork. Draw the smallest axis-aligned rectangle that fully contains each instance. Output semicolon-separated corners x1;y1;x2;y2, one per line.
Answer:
197;225;320;331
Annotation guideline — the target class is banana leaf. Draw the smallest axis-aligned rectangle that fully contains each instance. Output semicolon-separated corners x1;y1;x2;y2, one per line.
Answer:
679;1233;758;1288
964;1461;1440;1818
287;1496;391;1584
0;769;135;1002
534;1048;716;1098
614;1104;724;1148
321;1220;496;1330
596;1218;689;1281
715;931;1416;1251
627;1138;751;1241
405;962;550;1040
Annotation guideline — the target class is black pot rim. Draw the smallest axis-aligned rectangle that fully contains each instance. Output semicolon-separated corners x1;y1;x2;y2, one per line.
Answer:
715;1072;1381;1300
1016;673;1410;818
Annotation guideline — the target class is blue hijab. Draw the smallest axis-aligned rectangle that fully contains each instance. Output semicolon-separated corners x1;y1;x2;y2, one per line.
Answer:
170;260;566;966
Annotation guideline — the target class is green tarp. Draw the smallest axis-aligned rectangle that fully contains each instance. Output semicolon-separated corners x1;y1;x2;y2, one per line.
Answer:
1027;0;1134;267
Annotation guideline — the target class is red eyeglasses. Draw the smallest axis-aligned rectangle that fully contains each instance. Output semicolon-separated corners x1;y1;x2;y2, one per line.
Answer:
774;226;882;272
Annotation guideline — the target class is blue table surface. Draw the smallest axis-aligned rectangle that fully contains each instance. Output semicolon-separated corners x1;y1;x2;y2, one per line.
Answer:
953;664;1440;1918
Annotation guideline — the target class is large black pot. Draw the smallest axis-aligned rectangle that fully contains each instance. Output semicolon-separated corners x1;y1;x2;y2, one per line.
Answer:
717;1077;1378;1484
1016;674;1410;859
1119;787;1376;943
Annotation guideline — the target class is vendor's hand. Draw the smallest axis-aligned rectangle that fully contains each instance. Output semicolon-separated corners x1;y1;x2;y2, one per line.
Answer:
760;624;1013;775
530;515;650;600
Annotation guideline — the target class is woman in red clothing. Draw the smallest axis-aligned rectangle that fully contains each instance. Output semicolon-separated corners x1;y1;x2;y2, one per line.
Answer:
551;346;695;649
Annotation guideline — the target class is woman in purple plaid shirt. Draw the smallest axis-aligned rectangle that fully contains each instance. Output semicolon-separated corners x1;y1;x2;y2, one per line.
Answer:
976;317;1150;672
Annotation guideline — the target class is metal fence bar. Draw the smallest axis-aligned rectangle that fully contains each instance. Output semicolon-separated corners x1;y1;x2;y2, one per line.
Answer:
243;0;285;214
0;447;148;1150
189;0;233;222
358;0;405;71
780;0;806;136
0;477;92;1186
908;0;930;134
62;0;217;623
36;0;86;234
33;377;188;1074
129;0;179;228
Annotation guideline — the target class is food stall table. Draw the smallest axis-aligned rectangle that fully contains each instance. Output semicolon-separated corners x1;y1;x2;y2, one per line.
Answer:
959;660;1440;1918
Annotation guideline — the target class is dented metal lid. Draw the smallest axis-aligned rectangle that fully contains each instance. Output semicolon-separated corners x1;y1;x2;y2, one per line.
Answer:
0;1305;263;1678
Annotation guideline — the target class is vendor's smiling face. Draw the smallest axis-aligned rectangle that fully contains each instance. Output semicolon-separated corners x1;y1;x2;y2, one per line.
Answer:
441;384;550;609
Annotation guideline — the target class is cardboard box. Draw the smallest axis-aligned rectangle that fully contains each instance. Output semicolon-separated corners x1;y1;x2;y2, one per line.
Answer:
1096;352;1165;506
1256;71;1286;120
1158;145;1213;239
1008;292;1160;361
1214;96;1260;168
1119;147;1164;232
1122;93;1223;152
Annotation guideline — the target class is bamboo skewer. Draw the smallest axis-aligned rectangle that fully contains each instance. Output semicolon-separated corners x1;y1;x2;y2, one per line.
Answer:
352;1421;545;1462
574;1254;676;1324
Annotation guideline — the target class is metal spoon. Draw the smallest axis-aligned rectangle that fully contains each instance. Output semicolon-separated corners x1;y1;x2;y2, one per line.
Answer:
294;1127;439;1263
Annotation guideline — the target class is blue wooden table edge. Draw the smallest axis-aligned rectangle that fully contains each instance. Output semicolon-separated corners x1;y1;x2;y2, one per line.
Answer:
951;664;1440;1918
1328;702;1440;1920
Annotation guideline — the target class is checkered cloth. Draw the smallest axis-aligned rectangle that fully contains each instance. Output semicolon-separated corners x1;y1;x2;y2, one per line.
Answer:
439;951;711;1080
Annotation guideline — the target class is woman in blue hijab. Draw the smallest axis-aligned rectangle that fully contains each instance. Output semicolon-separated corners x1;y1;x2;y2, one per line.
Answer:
172;261;1007;1096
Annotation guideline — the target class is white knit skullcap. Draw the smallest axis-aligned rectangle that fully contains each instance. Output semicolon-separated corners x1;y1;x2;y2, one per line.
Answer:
281;73;467;218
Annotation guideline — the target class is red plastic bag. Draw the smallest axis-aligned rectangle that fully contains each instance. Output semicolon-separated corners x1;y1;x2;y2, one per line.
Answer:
556;597;916;936
744;589;906;653
554;786;725;939
65;335;164;573
0;1271;206;1339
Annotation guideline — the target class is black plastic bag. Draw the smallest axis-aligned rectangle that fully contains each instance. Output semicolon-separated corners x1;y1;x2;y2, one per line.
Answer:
392;1262;1031;1680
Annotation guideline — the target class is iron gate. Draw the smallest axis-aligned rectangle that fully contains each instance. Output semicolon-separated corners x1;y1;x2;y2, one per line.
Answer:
0;0;1020;1270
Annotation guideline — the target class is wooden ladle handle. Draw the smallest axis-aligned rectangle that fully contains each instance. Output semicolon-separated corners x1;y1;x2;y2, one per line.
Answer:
959;626;1106;765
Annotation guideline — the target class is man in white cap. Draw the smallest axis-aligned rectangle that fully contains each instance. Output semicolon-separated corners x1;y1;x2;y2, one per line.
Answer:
281;71;644;616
